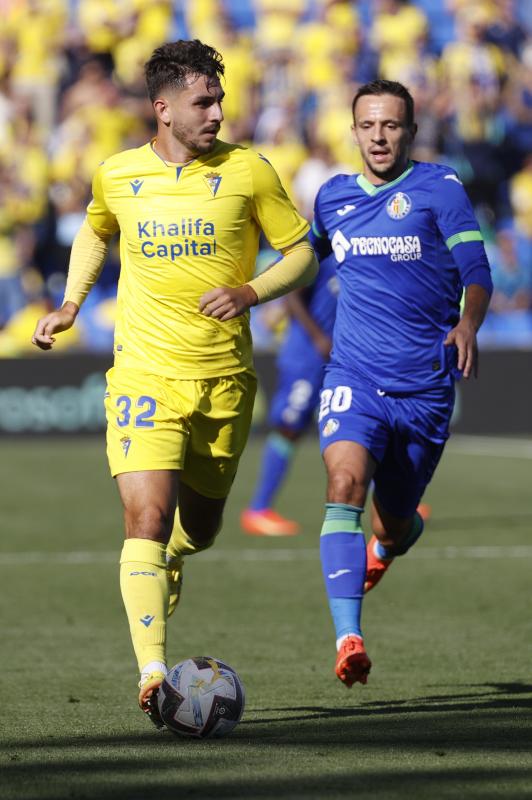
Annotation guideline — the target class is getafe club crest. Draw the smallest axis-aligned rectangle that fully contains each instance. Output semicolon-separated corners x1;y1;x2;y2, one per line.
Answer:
204;171;222;196
386;192;412;220
322;418;340;437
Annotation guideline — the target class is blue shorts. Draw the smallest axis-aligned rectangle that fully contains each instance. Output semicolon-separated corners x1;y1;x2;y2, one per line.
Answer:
318;367;454;518
269;357;326;434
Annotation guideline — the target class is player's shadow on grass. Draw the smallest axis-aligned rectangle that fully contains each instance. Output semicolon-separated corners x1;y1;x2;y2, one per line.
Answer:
2;685;531;800
244;680;532;726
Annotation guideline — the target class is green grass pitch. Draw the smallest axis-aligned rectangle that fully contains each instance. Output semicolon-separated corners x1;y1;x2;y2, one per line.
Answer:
0;435;531;800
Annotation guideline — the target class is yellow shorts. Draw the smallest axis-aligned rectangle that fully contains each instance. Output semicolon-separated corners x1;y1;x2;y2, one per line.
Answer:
105;366;257;499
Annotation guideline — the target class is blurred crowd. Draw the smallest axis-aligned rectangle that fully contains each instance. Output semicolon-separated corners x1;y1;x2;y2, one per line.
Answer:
1;0;532;355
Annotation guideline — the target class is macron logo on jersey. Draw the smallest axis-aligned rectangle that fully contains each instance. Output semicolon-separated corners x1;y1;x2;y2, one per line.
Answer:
130;179;144;195
332;229;422;263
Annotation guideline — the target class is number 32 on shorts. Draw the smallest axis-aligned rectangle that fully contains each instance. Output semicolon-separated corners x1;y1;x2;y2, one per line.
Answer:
318;386;352;422
116;395;157;428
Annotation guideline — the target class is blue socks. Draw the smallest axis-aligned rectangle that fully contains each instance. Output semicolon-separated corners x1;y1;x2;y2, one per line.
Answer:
320;503;366;642
249;432;295;511
374;511;425;559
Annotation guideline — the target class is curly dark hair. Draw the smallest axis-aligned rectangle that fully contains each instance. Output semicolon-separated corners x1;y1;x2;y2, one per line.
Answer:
145;39;225;102
352;79;415;128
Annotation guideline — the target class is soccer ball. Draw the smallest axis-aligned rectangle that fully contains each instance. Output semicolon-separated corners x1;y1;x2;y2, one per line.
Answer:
157;657;245;738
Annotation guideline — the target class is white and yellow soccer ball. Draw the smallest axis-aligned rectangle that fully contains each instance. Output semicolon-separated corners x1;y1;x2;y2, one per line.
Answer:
157;657;245;738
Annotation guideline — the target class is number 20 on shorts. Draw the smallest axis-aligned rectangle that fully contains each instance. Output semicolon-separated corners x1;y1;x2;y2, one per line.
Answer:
318;386;352;421
116;395;157;428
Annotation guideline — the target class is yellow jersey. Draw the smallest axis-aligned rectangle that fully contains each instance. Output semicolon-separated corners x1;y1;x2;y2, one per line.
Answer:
86;139;309;378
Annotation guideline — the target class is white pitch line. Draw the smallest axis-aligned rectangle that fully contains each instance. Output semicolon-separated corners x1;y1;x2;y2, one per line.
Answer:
1;545;532;566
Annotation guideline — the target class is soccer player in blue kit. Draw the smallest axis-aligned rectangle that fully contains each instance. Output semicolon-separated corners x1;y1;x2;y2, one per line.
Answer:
241;253;338;537
310;80;493;688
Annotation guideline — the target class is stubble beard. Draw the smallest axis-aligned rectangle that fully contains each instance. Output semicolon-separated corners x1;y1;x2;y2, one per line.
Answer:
365;150;408;182
172;121;217;158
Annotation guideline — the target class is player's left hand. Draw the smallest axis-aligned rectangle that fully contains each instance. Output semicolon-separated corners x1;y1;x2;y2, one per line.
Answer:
199;285;258;321
444;319;478;379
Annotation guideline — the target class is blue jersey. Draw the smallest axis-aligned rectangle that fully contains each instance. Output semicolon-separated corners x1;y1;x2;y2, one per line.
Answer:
277;252;338;370
311;161;493;393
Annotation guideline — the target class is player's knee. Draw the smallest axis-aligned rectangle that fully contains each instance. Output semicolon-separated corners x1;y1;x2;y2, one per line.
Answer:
326;468;365;506
124;505;174;542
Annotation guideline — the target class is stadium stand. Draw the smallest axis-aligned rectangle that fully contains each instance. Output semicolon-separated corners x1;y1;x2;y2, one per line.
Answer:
0;0;531;354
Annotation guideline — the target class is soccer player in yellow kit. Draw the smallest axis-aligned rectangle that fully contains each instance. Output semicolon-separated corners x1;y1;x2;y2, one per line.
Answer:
32;39;318;728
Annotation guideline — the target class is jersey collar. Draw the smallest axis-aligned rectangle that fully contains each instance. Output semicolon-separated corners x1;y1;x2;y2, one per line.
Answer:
356;161;415;196
149;139;198;168
149;138;224;169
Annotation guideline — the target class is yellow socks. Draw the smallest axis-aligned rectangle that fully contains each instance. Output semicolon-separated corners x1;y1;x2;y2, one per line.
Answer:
120;539;169;673
120;518;221;674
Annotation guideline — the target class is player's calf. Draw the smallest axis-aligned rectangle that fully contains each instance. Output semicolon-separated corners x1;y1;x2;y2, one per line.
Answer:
365;511;425;592
166;554;184;617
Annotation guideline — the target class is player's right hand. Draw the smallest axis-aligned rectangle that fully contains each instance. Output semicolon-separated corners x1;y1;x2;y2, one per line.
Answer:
31;302;79;350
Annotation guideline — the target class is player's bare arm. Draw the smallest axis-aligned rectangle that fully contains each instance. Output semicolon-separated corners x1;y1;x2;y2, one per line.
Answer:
444;284;491;379
32;301;80;350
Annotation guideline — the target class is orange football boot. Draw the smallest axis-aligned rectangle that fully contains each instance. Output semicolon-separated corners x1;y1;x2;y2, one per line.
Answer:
335;635;372;687
417;503;432;522
364;535;394;593
365;505;427;592
240;508;300;536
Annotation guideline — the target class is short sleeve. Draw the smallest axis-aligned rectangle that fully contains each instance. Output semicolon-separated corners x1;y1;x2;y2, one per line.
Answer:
86;164;120;237
309;186;333;261
249;152;309;250
431;170;483;249
432;169;492;293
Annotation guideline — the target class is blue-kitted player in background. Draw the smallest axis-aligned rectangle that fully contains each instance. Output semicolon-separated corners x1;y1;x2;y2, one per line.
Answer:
241;253;338;537
311;79;493;688
241;251;432;537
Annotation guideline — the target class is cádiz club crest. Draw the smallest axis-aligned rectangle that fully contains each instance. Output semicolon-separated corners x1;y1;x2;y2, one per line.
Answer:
204;172;222;196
